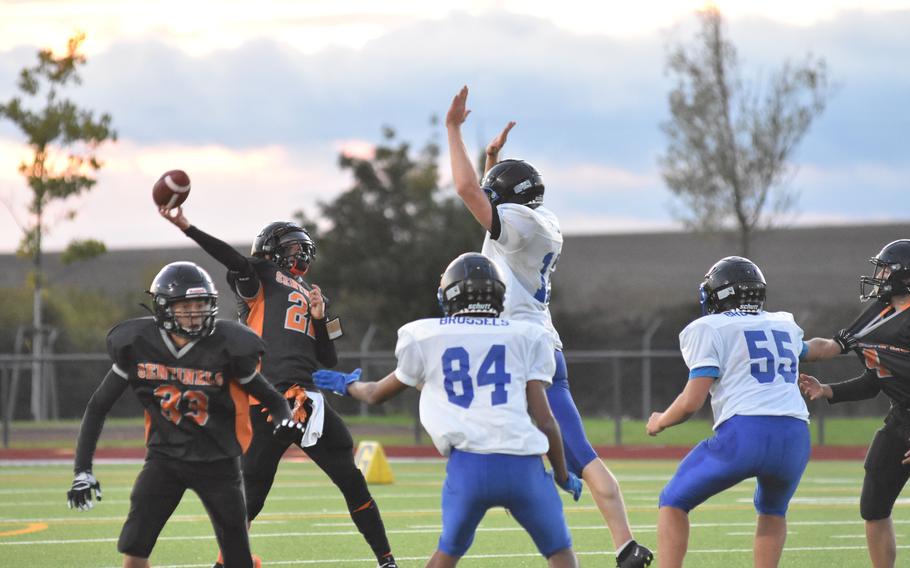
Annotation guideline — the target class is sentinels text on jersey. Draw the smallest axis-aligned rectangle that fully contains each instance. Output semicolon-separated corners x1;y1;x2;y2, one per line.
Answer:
107;317;265;461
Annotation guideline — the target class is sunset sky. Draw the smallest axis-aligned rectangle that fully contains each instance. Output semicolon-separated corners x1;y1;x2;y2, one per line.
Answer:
1;1;908;252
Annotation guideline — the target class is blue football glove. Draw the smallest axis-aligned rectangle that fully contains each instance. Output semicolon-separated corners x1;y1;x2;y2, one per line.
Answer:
67;471;102;511
555;471;583;502
313;368;362;396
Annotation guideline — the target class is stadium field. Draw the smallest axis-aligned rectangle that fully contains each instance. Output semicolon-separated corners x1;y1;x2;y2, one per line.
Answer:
1;458;905;567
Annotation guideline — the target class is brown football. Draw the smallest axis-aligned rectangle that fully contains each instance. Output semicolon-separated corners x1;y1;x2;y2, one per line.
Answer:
152;170;191;208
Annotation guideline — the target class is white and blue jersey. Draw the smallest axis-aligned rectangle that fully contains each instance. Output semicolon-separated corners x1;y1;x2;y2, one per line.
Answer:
661;309;811;516
392;315;571;557
679;309;810;429
482;203;563;350
481;202;599;475
394;316;555;457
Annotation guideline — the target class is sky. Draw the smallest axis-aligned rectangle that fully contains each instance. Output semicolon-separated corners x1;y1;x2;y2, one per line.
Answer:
0;0;908;252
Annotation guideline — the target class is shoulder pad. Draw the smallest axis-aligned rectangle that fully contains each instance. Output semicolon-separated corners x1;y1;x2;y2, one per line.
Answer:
106;317;156;365
214;320;266;358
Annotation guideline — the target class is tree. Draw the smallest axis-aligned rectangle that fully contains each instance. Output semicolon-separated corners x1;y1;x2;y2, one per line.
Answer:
659;7;831;257
0;33;117;419
295;125;479;347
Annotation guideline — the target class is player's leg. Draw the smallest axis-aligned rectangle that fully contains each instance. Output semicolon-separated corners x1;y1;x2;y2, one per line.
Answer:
117;458;186;565
504;454;576;567
752;416;811;568
425;550;459;568
241;404;294;522
434;450;490;562
304;403;395;567
656;506;689;568
658;416;758;567
866;518;896;568
191;457;254;568
547;350;648;561
859;427;910;568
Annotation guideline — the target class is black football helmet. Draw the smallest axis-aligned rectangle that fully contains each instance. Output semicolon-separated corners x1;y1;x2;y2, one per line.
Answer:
860;239;910;301
437;253;506;317
480;159;545;208
251;221;316;275
699;256;767;315
148;262;218;338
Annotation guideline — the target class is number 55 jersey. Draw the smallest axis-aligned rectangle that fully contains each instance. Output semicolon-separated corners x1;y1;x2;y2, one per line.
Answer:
106;317;265;461
394;316;556;457
680;310;810;429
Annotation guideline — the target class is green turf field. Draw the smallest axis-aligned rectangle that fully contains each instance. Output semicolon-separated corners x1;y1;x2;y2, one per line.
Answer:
1;458;905;567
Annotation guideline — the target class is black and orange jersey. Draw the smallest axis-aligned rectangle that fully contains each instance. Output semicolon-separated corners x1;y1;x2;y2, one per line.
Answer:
106;317;265;462
844;300;910;405
229;257;330;388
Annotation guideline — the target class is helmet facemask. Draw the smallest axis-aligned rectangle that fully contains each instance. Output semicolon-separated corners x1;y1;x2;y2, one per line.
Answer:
155;295;218;338
275;234;316;276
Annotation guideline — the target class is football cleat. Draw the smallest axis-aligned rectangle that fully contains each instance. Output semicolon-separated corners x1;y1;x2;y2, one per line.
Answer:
377;554;398;568
616;541;653;568
212;553;260;568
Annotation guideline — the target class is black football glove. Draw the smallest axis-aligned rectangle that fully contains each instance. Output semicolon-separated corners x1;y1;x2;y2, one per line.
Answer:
67;471;102;511
273;418;305;444
833;329;858;354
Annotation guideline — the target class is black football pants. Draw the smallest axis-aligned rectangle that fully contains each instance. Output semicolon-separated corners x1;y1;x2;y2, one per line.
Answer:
243;397;392;557
118;456;252;568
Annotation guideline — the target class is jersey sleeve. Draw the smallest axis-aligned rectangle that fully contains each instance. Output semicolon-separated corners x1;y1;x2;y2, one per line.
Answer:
221;321;266;383
493;205;535;253
679;320;722;373
394;325;425;387
526;327;556;384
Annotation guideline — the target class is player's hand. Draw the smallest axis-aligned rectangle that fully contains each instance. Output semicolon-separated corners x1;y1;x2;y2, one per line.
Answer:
798;373;831;401
646;412;665;436
486;121;516;157
158;205;190;230
273;418;305;443
902;448;910;466
67;471;102;511
833;329;858;354
445;86;471;128
555;472;583;502
313;368;362;396
308;285;325;319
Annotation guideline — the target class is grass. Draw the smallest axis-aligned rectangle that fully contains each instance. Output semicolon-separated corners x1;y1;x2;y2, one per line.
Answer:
4;415;886;449
0;458;899;567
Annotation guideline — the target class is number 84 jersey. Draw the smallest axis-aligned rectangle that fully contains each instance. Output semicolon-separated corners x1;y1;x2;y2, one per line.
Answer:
680;310;809;430
394;316;556;457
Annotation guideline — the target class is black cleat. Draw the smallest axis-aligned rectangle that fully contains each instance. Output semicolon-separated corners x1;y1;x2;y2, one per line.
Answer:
378;554;399;568
616;541;653;568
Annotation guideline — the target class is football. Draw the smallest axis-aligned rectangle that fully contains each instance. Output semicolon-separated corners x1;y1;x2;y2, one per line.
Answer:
152;169;192;208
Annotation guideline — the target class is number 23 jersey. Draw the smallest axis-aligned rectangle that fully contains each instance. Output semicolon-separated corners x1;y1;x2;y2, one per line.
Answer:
106;317;265;461
680;310;809;429
394;316;556;457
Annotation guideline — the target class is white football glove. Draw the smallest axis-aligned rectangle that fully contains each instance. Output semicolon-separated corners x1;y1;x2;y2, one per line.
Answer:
67;471;102;511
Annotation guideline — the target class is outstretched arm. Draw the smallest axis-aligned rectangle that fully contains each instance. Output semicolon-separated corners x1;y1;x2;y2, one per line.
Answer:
484;121;516;174
647;377;713;436
159;206;260;298
315;368;409;404
446;86;493;231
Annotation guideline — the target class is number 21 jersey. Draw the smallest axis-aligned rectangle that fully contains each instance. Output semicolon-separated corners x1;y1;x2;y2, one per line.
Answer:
679;310;809;429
